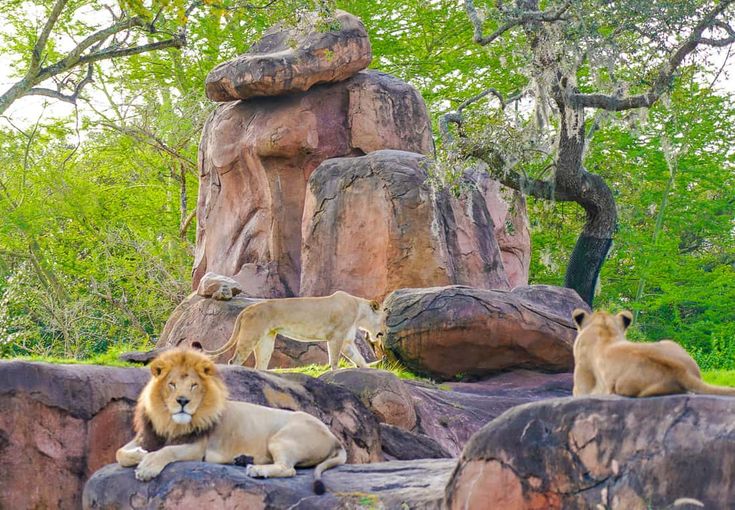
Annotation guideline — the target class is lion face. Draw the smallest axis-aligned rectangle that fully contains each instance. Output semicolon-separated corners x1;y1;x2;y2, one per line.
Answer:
361;300;387;359
141;349;228;438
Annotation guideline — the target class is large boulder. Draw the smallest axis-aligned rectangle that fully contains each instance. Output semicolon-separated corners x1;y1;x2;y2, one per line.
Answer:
0;361;381;509
445;395;735;510
157;294;328;367
205;11;371;102
194;71;432;296
84;459;455;510
383;285;587;380
320;368;417;430
196;271;243;300
301;151;510;301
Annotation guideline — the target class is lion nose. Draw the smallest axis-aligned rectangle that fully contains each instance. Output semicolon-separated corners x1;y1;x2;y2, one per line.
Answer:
176;396;190;408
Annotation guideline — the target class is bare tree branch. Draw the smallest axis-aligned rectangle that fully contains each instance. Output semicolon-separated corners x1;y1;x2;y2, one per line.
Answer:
30;0;69;71
572;0;735;111
439;87;524;144
465;0;571;46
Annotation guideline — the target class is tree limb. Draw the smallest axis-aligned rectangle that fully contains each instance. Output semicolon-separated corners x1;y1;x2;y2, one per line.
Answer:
30;0;69;71
465;0;571;46
572;0;735;111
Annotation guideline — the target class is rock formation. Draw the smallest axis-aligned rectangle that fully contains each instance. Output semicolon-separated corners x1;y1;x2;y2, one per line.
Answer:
300;150;510;300
196;272;242;300
445;395;735;509
194;69;433;297
382;285;587;380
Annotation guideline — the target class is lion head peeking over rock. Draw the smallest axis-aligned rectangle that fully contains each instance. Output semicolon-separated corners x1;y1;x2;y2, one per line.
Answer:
116;348;346;494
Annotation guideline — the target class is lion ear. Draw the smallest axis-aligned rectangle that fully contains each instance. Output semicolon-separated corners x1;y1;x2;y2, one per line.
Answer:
370;300;381;312
196;358;216;378
150;358;169;378
572;308;588;329
618;310;633;331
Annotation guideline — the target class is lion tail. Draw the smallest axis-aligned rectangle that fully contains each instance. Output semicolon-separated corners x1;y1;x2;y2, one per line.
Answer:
204;313;243;358
312;444;347;495
680;371;735;396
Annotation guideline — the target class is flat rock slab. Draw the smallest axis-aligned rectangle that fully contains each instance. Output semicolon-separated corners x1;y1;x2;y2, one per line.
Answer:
383;285;587;380
446;395;735;510
84;459;455;510
206;10;371;101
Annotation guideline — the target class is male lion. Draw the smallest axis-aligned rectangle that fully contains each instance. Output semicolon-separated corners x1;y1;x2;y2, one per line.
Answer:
206;290;386;370
572;309;735;397
116;349;346;493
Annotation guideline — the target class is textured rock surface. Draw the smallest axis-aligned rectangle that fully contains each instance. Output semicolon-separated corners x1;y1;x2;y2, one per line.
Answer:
468;167;531;288
409;370;573;456
196;271;243;300
320;368;417;430
301;151;510;301
194;71;432;296
383;285;587;380
379;423;451;461
85;459;455;510
0;361;381;509
445;395;735;510
206;11;371;102
157;294;329;367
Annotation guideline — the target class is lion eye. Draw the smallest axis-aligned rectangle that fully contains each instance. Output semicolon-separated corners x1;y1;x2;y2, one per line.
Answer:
168;382;176;390
191;383;199;391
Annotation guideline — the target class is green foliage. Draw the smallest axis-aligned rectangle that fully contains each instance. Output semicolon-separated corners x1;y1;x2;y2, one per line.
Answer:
702;370;735;388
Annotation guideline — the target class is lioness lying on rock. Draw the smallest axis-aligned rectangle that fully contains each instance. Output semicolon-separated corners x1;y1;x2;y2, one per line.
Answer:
116;349;346;494
572;309;735;397
206;290;386;370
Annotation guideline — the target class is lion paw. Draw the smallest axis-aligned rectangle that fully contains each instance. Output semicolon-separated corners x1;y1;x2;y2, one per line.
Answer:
134;454;166;481
245;464;266;478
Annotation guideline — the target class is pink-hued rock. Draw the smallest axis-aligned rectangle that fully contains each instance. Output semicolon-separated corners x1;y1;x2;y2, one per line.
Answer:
0;361;381;509
445;395;735;509
300;150;510;301
205;11;371;101
383;285;588;381
193;71;432;297
196;272;242;300
468;167;531;288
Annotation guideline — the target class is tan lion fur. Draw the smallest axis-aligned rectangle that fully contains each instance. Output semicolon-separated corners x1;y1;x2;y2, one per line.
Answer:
206;290;385;370
572;309;735;397
116;349;346;493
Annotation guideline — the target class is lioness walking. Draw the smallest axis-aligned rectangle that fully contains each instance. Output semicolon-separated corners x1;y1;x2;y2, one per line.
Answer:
205;291;385;370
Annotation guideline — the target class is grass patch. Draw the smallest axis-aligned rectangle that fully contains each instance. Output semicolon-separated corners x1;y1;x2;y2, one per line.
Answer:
3;344;141;367
702;370;735;387
275;358;428;382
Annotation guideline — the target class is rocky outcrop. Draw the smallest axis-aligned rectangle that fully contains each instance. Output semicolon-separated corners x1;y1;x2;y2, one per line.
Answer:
320;368;417;430
379;424;451;461
85;459;455;510
383;285;587;380
409;370;573;456
0;361;381;509
196;272;243;300
156;294;329;367
445;395;735;510
206;11;371;102
468;166;531;288
194;72;432;296
301;151;511;300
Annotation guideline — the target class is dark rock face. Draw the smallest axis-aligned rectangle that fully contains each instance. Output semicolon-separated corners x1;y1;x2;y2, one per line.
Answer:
409;370;573;456
0;361;381;509
379;424;451;461
84;459;455;510
445;395;735;510
206;11;371;102
301;151;511;301
194;71;432;297
383;285;587;380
